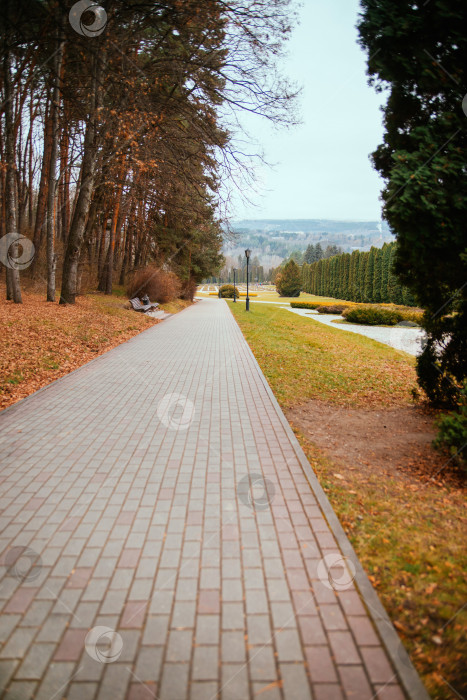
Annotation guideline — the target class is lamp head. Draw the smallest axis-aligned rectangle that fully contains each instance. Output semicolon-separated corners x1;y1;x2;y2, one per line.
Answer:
245;249;251;259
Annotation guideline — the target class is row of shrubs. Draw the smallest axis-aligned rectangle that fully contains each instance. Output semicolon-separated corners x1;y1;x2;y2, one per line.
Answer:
317;304;350;315
290;300;424;326
290;301;351;310
343;306;402;326
126;266;197;304
343;305;424;326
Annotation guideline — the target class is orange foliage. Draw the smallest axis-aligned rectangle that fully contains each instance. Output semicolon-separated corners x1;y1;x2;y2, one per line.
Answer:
0;289;158;411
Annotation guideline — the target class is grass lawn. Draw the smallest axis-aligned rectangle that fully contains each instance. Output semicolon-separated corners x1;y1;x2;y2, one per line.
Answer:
229;300;466;700
197;287;342;304
229;299;417;408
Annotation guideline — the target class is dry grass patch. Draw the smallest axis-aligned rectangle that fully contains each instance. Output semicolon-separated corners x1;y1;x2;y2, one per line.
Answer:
0;289;158;411
297;433;466;700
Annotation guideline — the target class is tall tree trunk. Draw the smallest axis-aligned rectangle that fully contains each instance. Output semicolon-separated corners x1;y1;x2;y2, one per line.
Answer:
102;157;126;294
119;197;136;285
46;31;65;301
0;125;5;240
3;48;22;303
31;95;52;268
119;224;129;285
28;96;34;229
60;48;105;305
59;111;70;242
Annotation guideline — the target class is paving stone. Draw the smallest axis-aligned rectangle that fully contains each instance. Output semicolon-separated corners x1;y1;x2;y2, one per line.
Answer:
3;680;38;699
158;663;189;700
134;646;164;681
346;616;380;646
67;682;99;700
360;646;397;684
0;660;19;691
305;646;338;683
192;646;219;680
252;682;282;699
54;629;87;662
190;681;218;700
248;645;277;681
338;665;373;700
195;615;220;645
34;662;76;700
166;629;193;662
127;682;158;700
16;643;55;680
328;631;361;665
275;628;304;662
312;683;345;700
280;663;313;700
99;663;131;700
221;631;246;663
0;628;37;659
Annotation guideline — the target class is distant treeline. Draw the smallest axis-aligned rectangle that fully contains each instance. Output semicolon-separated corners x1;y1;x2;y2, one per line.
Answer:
206;265;266;285
301;242;418;306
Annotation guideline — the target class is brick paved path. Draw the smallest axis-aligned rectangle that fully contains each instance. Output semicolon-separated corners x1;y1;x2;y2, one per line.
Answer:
0;299;428;700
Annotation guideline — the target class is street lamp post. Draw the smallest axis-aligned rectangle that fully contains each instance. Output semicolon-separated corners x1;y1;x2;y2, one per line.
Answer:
245;249;251;311
233;268;237;302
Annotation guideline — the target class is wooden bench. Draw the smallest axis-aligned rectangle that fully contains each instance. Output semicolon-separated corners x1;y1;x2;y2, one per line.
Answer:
129;297;159;313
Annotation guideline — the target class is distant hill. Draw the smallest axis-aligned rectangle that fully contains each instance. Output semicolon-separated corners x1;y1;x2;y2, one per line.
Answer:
224;219;394;268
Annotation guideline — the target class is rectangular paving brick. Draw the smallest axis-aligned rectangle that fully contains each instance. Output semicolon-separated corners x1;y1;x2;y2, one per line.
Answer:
305;646;338;683
54;628;88;661
3;588;38;614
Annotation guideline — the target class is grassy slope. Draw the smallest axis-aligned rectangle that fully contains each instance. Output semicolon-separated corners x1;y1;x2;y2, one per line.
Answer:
229;300;466;700
229;300;417;408
0;290;158;411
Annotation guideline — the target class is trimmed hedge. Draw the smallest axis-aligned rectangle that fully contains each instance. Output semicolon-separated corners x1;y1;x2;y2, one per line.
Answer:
343;306;402;326
290;301;321;309
317;304;350;314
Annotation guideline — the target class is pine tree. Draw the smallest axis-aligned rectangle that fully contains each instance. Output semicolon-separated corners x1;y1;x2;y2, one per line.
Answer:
358;0;467;404
315;243;324;261
387;245;403;304
276;259;301;297
359;253;368;302
372;248;383;303
364;249;376;302
380;243;391;303
304;244;315;264
342;253;351;300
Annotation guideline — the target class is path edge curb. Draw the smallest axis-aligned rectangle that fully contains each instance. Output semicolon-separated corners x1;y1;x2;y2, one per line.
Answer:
230;304;431;700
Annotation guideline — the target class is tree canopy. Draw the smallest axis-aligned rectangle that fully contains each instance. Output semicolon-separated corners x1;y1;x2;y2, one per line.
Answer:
358;0;467;405
0;0;299;303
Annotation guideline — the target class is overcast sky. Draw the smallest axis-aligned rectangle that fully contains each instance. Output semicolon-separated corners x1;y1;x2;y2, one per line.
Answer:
231;0;388;222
